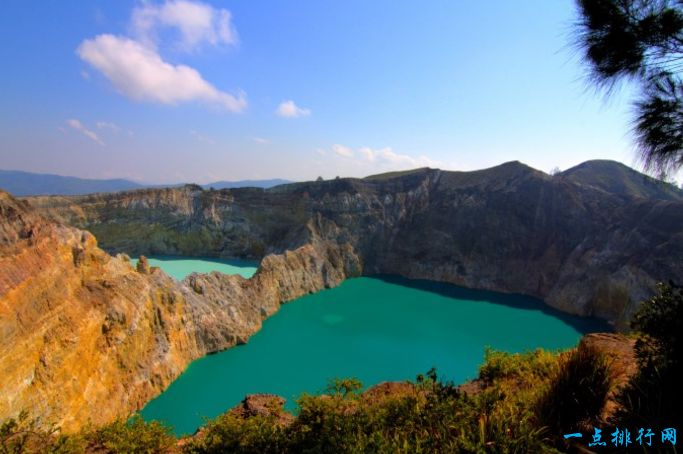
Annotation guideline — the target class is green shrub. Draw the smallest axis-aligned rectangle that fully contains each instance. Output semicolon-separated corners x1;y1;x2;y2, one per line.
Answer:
479;348;559;383
325;378;363;398
85;415;175;454
185;413;284;454
0;411;82;454
535;345;611;437
181;359;568;453
3;346;610;453
617;283;683;429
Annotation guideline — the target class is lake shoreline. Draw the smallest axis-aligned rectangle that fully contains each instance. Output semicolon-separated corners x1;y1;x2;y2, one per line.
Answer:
136;263;608;435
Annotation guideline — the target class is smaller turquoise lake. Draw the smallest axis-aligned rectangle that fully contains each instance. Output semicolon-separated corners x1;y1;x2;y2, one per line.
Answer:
130;256;258;280
139;259;608;436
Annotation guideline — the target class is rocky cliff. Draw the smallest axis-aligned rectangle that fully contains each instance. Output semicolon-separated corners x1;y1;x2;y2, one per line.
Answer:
0;191;360;431
28;160;683;325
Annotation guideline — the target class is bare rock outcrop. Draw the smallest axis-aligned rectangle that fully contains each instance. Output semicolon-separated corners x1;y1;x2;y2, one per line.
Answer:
26;161;683;325
229;394;294;426
0;190;359;431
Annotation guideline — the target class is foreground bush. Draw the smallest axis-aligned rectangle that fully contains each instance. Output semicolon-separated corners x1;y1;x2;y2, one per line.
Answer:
536;345;611;436
0;414;176;454
14;312;682;453
85;416;176;454
1;352;572;453
0;411;82;454
186;359;565;454
617;283;683;429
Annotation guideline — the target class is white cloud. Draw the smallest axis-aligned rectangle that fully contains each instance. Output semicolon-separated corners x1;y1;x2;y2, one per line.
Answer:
77;34;246;112
131;0;238;51
252;137;270;144
326;144;440;173
357;146;438;168
190;130;215;144
66;119;105;146
96;121;121;131
332;144;354;157
276;100;311;118
97;121;134;136
359;147;376;161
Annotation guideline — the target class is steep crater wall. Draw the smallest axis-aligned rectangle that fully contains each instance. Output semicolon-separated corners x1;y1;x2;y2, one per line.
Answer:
27;162;683;326
0;191;361;431
3;159;681;432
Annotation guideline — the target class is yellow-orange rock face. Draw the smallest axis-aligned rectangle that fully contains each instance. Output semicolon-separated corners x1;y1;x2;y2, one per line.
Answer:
0;192;202;431
0;190;361;432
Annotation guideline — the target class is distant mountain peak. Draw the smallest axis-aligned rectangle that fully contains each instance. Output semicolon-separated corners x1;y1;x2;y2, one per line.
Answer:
363;167;434;181
561;160;683;201
203;179;292;190
0;170;293;196
0;169;144;197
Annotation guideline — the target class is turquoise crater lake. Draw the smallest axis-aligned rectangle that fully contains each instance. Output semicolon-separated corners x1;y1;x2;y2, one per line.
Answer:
130;256;258;280
140;269;607;435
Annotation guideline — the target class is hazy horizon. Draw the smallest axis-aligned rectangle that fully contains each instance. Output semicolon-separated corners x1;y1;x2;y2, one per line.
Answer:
0;158;675;187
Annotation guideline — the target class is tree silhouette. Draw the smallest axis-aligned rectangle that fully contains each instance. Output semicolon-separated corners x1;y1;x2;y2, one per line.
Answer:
574;0;683;176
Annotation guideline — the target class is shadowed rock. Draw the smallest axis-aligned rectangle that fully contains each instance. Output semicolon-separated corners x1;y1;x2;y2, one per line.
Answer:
26;161;683;325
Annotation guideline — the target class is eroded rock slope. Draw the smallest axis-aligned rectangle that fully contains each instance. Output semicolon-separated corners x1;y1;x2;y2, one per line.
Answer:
0;191;360;431
28;160;683;324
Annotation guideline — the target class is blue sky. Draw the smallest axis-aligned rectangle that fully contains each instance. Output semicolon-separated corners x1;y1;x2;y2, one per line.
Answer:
0;0;674;184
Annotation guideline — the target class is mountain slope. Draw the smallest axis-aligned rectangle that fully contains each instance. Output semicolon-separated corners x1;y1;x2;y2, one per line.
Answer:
27;160;683;326
0;169;293;196
0;190;359;431
0;169;144;196
560;160;683;201
204;178;292;189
